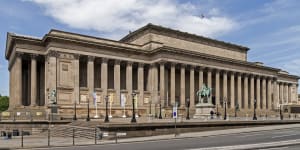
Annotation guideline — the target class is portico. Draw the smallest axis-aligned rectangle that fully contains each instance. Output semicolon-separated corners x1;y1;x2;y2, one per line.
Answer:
5;24;299;118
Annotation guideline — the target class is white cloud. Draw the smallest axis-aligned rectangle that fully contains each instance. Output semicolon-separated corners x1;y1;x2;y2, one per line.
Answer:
25;0;237;39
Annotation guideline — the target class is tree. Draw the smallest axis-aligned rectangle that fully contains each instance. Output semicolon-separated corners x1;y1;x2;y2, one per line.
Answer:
0;95;9;112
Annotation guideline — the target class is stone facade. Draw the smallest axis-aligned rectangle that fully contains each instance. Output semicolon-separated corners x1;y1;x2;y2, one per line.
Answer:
5;23;300;118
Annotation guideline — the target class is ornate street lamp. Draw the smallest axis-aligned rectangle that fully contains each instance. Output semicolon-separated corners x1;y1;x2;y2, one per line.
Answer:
223;97;227;120
234;103;239;118
86;97;90;121
73;100;77;121
186;98;190;120
159;103;162;119
104;96;109;123
131;93;137;123
253;99;257;120
279;104;283;120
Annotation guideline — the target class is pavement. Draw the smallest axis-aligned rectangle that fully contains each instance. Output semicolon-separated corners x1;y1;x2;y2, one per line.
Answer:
1;123;300;149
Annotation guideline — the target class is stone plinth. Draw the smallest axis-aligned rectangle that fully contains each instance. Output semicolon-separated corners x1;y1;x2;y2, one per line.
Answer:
193;103;215;119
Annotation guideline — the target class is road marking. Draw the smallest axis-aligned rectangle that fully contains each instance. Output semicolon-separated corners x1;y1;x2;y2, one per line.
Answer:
263;147;289;150
186;139;300;150
238;133;265;137
272;133;298;138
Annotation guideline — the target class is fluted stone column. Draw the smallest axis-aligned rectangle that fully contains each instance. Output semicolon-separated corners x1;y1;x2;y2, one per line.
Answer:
273;79;278;109
284;83;288;104
190;66;195;107
15;52;23;106
215;70;220;106
262;77;267;110
88;56;95;102
30;54;37;106
74;54;80;104
256;76;261;110
250;75;255;109
180;64;186;107
207;68;212;104
114;60;121;105
137;63;144;106
101;58;108;98
244;74;249;109
279;82;283;104
223;71;228;106
170;63;176;106
237;73;242;108
160;62;165;107
288;84;292;103
126;61;133;102
230;72;235;108
199;67;204;91
267;78;272;110
47;51;58;105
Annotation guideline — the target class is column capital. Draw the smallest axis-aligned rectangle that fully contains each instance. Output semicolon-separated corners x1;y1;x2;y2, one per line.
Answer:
88;56;95;62
138;62;144;67
206;67;213;72
114;59;121;65
236;72;242;76
222;70;228;74
198;66;205;70
30;53;38;59
189;65;195;70
15;52;24;58
243;73;249;78
229;71;235;75
127;61;133;66
102;58;108;63
73;54;80;60
249;74;255;78
47;50;59;58
170;62;177;67
180;63;187;68
158;60;166;65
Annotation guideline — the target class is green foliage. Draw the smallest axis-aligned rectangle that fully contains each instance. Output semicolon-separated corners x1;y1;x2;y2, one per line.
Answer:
0;95;9;112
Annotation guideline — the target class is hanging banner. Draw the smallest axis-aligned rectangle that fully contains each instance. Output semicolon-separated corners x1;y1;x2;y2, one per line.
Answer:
121;93;126;107
93;92;97;106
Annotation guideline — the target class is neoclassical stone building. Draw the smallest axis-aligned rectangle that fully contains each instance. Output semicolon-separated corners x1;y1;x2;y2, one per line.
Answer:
5;24;299;118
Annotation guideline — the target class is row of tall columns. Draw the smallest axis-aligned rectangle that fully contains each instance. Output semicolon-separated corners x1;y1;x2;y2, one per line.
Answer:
11;52;298;111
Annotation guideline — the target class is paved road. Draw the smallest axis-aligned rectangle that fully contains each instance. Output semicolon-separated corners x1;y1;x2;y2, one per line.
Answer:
32;127;300;150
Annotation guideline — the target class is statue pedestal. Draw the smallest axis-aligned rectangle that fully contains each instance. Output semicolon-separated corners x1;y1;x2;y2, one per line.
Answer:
193;103;215;119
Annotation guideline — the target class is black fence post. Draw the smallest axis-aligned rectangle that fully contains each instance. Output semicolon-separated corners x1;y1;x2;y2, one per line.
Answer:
48;129;50;147
94;128;97;145
115;132;118;144
73;128;75;146
21;129;24;148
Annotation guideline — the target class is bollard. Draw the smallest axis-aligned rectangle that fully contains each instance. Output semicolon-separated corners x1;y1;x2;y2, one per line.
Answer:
48;129;50;146
115;132;118;144
21;129;24;148
94;128;97;145
73;128;75;146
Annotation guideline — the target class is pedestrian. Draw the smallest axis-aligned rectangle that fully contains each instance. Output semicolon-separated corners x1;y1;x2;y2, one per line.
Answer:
210;110;214;119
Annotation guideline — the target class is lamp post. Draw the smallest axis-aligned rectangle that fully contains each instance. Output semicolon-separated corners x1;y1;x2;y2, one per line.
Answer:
279;104;283;120
159;103;162;119
234;103;239;118
73;101;77;121
253;99;257;120
86;97;90;121
131;93;137;123
223;97;227;120
149;100;152;115
186;98;190;120
104;96;109;123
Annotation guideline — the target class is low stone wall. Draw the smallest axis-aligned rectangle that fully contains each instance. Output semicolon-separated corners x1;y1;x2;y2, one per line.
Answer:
98;120;300;138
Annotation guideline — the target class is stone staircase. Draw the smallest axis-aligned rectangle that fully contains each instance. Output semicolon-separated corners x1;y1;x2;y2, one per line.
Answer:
37;121;100;139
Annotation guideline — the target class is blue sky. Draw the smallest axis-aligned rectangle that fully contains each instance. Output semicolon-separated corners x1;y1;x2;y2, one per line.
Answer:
0;0;299;96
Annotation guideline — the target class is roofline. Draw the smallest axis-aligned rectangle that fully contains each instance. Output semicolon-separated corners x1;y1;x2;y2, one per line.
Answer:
120;23;250;51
